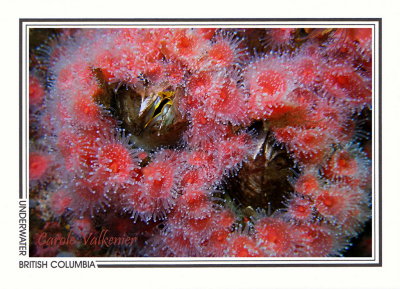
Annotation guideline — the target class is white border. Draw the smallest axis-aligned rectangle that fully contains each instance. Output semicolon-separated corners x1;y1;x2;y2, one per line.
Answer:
2;0;400;288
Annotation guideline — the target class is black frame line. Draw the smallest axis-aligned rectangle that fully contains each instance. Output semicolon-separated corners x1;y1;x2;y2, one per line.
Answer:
20;18;382;268
94;262;378;268
21;18;381;22
19;20;23;199
378;18;383;266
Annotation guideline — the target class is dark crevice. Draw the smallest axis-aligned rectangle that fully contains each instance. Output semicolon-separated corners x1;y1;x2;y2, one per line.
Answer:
93;69;188;151
220;126;297;218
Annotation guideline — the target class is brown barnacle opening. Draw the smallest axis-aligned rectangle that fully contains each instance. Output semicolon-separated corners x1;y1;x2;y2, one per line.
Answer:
223;122;296;218
92;68;188;150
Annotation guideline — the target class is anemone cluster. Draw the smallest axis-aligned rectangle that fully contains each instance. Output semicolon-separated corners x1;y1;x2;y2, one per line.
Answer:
29;27;373;257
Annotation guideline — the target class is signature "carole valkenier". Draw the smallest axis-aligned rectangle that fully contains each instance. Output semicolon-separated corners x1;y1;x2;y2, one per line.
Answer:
37;229;137;247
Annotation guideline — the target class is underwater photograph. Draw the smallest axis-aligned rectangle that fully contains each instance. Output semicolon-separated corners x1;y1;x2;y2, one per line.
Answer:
27;26;374;258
